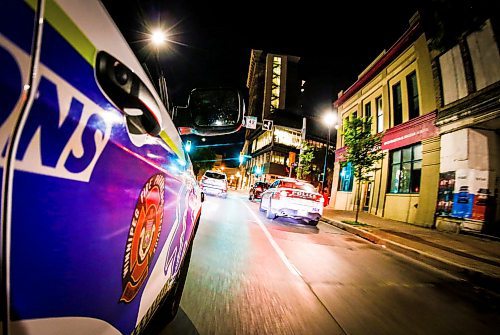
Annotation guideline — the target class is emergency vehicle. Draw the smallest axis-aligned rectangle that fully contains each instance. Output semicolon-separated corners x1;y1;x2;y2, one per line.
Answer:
0;0;243;333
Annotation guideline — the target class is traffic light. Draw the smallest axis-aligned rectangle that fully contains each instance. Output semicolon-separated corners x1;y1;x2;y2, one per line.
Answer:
185;140;192;153
254;166;262;175
239;153;244;164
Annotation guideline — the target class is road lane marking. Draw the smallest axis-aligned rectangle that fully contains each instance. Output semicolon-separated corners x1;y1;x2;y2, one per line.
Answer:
239;200;302;277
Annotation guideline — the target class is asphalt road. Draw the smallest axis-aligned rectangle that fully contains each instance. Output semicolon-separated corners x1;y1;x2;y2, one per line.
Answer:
159;190;500;335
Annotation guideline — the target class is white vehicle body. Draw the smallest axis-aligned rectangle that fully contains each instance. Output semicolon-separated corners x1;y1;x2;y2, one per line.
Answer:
260;178;324;225
200;170;228;197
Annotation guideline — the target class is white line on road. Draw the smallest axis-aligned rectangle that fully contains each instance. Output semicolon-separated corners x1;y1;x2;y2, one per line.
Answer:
239;200;302;277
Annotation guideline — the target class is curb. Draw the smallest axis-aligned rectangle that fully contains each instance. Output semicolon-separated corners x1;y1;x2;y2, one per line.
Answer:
320;217;500;294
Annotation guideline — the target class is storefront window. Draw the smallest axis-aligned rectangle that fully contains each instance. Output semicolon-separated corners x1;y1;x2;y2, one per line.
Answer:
388;143;422;193
338;162;353;192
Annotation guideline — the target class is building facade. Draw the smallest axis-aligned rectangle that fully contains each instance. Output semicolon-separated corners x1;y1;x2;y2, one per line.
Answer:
424;4;500;234
330;15;441;227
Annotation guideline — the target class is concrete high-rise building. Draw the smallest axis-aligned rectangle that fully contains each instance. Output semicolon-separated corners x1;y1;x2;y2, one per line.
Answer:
241;50;302;187
240;50;329;188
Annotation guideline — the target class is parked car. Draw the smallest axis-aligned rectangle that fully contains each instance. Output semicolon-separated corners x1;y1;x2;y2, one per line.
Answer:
249;181;269;200
0;1;243;333
259;178;324;225
201;170;228;198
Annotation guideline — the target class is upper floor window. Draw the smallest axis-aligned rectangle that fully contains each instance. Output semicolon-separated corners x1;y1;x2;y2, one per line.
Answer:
364;101;372;129
376;96;383;133
406;72;419;120
392;82;403;126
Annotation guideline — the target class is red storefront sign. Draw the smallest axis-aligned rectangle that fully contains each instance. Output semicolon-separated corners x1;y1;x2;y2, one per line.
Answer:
335;111;438;160
335;147;346;162
381;111;438;150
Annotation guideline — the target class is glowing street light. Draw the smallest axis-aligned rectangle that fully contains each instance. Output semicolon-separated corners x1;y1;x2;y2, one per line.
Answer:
151;29;168;46
149;28;169;107
323;112;337;127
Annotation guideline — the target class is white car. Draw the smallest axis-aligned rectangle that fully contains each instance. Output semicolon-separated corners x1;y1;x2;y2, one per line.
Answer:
260;178;324;225
201;170;228;198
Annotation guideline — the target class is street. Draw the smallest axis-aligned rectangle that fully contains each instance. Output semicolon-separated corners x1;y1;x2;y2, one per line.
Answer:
160;190;500;335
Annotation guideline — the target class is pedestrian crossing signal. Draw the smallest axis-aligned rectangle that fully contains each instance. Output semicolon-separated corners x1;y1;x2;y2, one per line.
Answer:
262;119;273;131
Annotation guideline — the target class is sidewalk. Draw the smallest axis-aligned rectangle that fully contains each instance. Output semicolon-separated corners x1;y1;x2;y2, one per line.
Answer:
321;209;500;294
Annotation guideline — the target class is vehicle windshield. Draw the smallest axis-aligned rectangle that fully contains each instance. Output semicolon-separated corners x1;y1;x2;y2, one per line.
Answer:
255;182;268;188
205;172;226;180
279;181;316;192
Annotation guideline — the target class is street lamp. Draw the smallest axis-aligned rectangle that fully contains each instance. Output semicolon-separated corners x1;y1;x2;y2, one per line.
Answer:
321;111;337;192
149;28;169;108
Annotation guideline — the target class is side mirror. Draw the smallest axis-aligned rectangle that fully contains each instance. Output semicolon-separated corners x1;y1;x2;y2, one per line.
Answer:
174;88;245;136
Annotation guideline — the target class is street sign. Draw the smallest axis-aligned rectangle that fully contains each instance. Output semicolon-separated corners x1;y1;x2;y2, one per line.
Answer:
288;152;296;167
262;119;273;131
242;116;257;129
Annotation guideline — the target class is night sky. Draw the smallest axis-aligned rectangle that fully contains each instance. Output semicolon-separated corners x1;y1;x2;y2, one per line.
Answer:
102;0;419;166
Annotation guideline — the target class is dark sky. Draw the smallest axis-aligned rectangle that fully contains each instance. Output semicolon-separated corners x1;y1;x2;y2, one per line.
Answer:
102;0;419;165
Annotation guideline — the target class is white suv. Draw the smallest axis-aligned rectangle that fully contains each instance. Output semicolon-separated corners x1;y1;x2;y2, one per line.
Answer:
201;170;228;198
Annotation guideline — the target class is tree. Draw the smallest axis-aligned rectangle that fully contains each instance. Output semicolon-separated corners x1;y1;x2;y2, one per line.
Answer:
342;117;385;223
296;141;335;188
189;147;216;177
296;142;314;180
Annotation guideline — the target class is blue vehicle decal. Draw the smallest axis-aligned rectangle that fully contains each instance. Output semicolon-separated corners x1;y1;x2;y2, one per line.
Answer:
2;1;198;334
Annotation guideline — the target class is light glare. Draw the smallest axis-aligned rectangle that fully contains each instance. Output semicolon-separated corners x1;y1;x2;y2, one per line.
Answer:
151;30;167;46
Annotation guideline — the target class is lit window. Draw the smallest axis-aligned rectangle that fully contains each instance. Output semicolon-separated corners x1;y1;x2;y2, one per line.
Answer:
273;127;301;148
338;162;353;192
271;57;282;110
388;144;422;194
